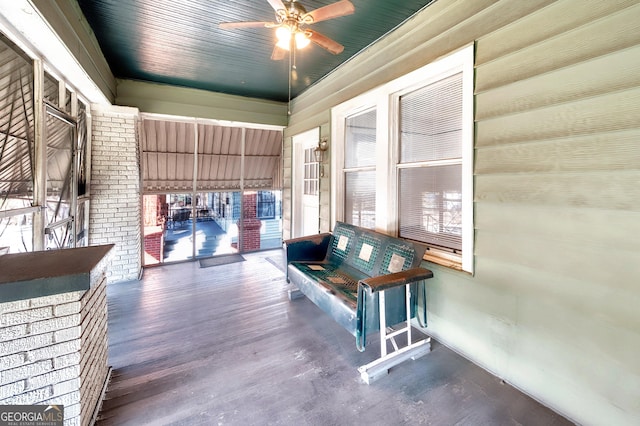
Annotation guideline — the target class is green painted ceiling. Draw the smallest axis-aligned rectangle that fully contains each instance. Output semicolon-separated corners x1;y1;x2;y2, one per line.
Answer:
77;0;436;102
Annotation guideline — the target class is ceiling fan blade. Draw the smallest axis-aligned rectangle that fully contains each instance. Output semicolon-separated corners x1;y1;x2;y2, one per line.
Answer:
267;0;286;12
271;45;287;61
219;21;272;30
304;0;355;23
308;30;344;55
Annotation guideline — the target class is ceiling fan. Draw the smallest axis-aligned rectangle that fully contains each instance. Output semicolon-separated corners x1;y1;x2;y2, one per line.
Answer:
220;0;355;60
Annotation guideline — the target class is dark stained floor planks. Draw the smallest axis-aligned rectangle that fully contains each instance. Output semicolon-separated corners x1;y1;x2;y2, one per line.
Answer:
97;249;573;425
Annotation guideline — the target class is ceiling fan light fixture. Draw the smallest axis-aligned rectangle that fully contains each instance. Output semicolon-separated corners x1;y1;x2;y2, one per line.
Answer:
221;0;354;58
275;25;292;42
295;31;310;49
276;38;291;51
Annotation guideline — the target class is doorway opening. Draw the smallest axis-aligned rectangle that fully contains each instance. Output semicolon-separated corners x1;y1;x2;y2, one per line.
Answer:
143;190;282;265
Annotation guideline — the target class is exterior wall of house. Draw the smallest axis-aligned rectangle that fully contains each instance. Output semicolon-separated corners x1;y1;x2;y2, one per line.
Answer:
89;105;142;283
284;0;640;424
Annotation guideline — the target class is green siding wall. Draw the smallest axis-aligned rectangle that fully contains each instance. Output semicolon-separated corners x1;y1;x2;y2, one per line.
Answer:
284;0;640;424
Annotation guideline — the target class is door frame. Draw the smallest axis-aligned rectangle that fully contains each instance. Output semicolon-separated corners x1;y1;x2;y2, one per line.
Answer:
292;127;320;238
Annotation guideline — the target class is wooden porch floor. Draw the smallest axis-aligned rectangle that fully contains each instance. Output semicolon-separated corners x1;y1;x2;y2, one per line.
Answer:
97;249;572;425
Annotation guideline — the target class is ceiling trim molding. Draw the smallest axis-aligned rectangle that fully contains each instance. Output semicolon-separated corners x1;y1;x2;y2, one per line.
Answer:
118;79;288;127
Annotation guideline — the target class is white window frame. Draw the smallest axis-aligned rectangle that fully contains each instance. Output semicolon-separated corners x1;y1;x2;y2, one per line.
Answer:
331;44;474;273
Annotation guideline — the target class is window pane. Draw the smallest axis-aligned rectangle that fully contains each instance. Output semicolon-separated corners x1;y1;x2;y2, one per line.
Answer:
303;147;319;196
0;212;33;254
345;170;375;229
46;112;74;224
400;73;463;163
345;109;376;168
45;221;73;250
76;200;89;247
0;35;35;212
77;102;89;196
44;71;59;105
399;165;462;251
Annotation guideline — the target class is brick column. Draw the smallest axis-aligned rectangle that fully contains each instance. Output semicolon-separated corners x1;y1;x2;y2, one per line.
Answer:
239;192;261;252
90;105;141;282
0;277;109;426
143;195;165;264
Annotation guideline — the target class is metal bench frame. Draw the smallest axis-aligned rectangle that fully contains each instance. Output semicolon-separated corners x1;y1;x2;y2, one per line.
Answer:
285;222;434;383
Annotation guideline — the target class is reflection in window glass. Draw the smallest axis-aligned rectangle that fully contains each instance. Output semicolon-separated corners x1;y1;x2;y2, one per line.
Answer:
76;200;89;247
46;112;74;224
45;221;73;250
0;35;35;214
0;213;33;254
77;102;89;196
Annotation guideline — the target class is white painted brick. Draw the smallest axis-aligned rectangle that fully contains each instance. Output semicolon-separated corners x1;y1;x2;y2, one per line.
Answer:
54;302;81;317
29;292;83;307
53;326;81;343
31;314;81;334
51;378;81;399
0;353;26;370
53;352;80;370
26;365;79;391
0;379;25;399
0;359;53;386
3;333;53;356
0;384;52;404
28;340;80;363
61;403;81;426
0;300;30;314
1;307;53;327
0;324;27;340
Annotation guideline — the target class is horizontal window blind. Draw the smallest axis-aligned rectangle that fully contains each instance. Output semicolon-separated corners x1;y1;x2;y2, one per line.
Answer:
398;165;462;250
345;109;376;168
398;72;463;251
344;108;377;229
400;73;463;163
345;170;376;229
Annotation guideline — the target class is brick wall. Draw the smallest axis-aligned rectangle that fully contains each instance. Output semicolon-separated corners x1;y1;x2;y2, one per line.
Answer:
90;104;141;282
143;226;164;264
78;280;109;426
240;192;261;252
0;277;109;426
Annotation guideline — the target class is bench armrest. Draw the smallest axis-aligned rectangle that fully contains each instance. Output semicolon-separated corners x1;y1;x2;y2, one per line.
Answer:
356;267;433;351
358;267;433;293
284;232;332;263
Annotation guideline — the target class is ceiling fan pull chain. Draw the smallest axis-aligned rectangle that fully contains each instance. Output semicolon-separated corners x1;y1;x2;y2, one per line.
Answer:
287;38;292;115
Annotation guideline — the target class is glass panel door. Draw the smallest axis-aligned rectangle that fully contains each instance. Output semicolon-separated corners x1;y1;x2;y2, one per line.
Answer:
162;193;194;263
194;191;238;258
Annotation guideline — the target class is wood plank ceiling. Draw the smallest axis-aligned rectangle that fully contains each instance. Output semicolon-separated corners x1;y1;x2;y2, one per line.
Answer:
76;0;437;102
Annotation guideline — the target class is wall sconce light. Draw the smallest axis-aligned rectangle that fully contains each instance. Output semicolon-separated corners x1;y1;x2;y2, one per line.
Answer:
314;137;329;177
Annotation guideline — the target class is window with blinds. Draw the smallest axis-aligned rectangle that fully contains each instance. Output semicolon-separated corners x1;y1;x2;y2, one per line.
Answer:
398;73;463;252
344;108;376;229
331;44;473;272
